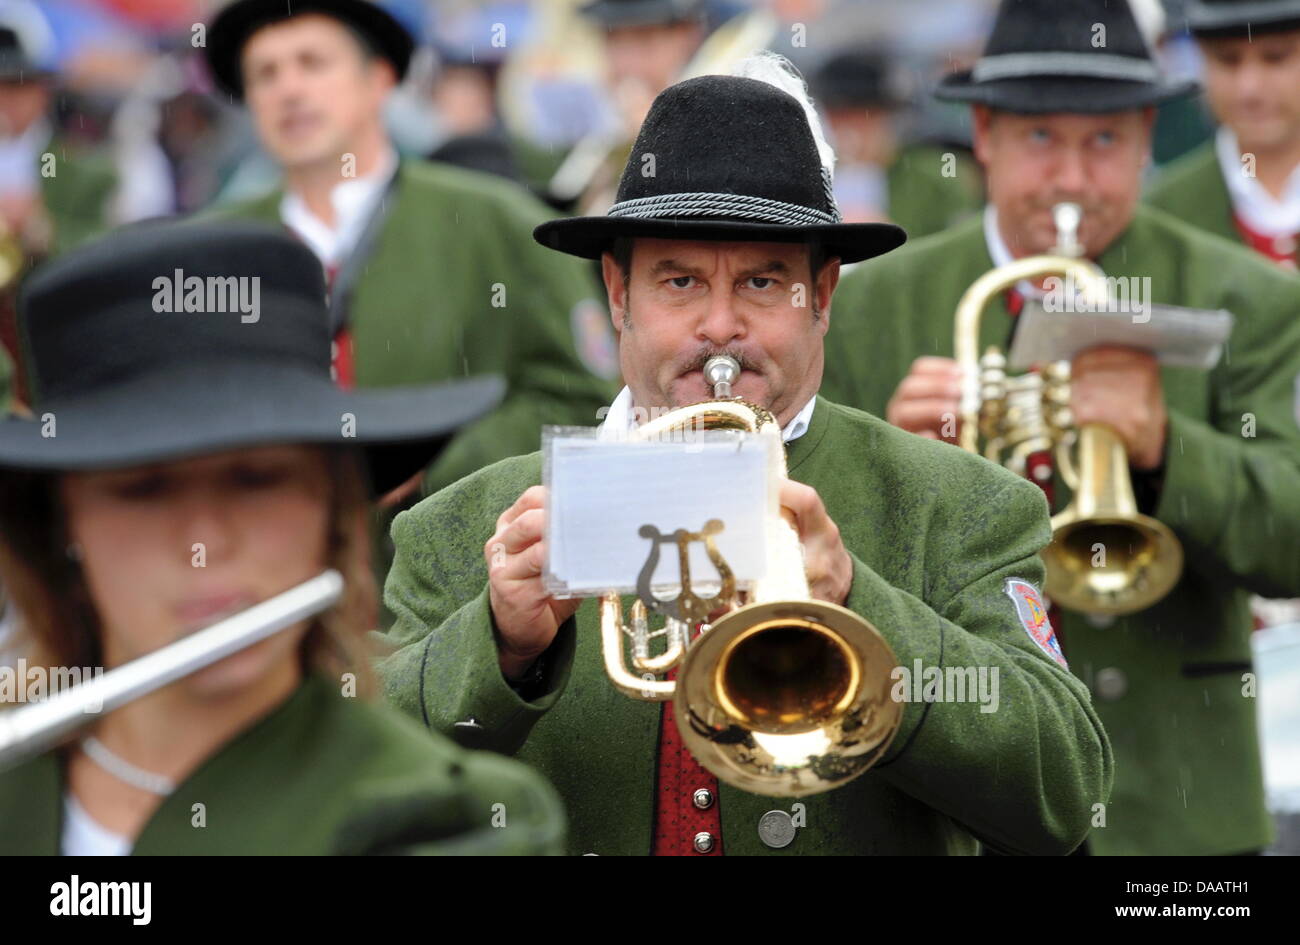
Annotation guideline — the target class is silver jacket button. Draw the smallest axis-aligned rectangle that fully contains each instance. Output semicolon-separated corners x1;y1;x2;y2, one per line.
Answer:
758;810;796;849
1095;667;1128;701
692;788;714;810
693;832;715;853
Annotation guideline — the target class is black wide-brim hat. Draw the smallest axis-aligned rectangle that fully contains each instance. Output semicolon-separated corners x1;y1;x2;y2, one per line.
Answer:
0;220;503;496
579;0;705;28
1185;0;1300;36
0;7;56;82
810;46;913;110
936;0;1196;114
205;0;414;100
534;73;907;264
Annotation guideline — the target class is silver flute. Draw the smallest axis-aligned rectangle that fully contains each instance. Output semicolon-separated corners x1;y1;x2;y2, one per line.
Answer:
0;569;344;770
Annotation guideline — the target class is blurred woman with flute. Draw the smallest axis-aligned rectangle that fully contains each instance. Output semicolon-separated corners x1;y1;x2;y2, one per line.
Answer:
0;220;565;854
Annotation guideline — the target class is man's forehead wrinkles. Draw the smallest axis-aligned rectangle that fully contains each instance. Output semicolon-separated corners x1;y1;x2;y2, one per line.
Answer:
647;258;704;276
740;260;792;275
643;246;802;278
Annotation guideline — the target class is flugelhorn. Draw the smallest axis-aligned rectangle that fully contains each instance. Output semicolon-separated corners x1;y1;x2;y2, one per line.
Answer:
0;570;343;769
600;356;901;797
954;203;1182;616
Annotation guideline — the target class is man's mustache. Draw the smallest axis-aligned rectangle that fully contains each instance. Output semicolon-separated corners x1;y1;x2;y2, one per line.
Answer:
676;347;763;376
1035;199;1106;218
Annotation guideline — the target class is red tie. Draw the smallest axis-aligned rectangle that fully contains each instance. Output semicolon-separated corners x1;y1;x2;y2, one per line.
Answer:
322;260;355;390
652;663;724;855
1004;285;1025;317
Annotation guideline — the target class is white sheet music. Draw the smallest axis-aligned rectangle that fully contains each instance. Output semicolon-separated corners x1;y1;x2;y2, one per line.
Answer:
1009;301;1234;370
542;427;776;597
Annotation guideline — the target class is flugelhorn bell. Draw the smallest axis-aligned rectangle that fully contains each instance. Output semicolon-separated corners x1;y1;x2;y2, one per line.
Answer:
599;356;901;797
1043;425;1183;616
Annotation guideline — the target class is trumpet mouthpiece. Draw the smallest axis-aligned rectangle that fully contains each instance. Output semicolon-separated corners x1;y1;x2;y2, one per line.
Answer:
1051;202;1083;257
704;355;740;398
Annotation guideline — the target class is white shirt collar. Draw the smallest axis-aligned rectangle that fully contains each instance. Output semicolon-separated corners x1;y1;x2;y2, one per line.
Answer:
983;204;1047;299
280;147;399;268
598;386;816;442
1214;126;1300;237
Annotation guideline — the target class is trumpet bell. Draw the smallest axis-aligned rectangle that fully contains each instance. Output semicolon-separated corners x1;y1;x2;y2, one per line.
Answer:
1044;513;1183;617
675;599;902;797
1042;423;1184;617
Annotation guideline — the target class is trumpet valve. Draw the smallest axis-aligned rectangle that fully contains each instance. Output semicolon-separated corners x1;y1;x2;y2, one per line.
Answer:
978;348;1008;438
1041;361;1074;435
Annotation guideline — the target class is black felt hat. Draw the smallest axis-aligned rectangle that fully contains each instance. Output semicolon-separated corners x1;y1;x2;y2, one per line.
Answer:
810;47;913;110
1185;0;1300;36
0;1;55;81
578;0;705;27
0;220;503;495
936;0;1196;113
205;0;414;100
533;73;907;264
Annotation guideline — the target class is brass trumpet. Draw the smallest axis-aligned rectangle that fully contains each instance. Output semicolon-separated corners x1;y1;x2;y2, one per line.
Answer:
954;203;1182;616
600;356;901;797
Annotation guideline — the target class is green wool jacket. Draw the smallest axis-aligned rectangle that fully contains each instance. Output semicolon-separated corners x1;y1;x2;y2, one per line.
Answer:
378;397;1113;856
1144;141;1240;247
0;143;114;409
0;674;564;854
214;159;620;494
39;141;117;256
887;146;984;240
822;205;1300;855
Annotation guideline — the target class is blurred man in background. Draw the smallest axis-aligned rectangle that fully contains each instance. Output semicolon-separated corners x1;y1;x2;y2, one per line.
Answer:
822;0;1300;856
0;0;116;404
1147;0;1300;269
203;0;618;502
809;45;982;238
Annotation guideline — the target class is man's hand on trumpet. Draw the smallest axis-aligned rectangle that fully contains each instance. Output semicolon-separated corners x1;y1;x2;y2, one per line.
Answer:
886;356;963;443
780;480;853;607
1070;345;1168;471
485;485;581;681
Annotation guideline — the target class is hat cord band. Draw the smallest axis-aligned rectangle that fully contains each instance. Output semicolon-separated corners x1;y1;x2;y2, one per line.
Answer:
607;191;839;226
1188;0;1300;29
971;52;1159;84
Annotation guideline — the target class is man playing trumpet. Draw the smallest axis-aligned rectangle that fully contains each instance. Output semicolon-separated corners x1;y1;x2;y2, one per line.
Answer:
379;56;1112;856
821;0;1300;855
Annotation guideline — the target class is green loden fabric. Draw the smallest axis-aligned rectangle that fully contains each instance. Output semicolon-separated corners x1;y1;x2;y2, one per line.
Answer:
0;674;565;854
1144;141;1240;246
1;143;114;404
821;204;1300;855
378;396;1113;855
39;141;117;256
212;158;620;495
887;145;985;240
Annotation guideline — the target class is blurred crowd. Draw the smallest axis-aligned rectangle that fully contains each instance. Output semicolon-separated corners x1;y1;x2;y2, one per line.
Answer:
0;0;1216;257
